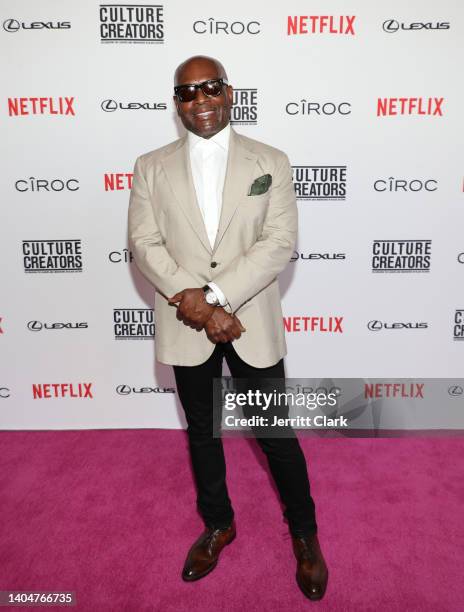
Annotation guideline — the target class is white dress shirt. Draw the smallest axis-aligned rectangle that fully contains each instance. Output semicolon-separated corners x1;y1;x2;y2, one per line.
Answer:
187;123;231;309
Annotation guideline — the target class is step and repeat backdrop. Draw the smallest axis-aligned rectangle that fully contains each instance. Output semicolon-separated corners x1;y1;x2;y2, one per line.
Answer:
1;1;463;429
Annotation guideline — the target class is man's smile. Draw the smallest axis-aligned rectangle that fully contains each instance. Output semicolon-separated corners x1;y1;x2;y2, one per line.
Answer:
194;109;216;119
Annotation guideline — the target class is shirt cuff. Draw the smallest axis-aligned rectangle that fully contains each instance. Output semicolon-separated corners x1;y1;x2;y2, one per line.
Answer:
207;282;230;309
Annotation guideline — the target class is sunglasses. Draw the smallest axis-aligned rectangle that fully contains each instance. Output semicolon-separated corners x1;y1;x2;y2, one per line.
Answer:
174;78;228;103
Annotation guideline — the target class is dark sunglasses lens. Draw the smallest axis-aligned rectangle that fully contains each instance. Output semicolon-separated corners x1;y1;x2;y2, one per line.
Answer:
176;80;224;102
203;81;222;96
177;86;196;102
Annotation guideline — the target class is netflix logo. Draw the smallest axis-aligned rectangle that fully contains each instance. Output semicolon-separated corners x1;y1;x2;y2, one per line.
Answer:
104;173;133;191
364;383;424;399
32;382;93;399
287;15;356;35
283;316;344;333
377;97;444;117
8;97;75;116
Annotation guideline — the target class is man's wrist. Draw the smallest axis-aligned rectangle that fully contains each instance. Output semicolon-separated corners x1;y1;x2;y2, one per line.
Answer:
207;282;230;308
202;284;220;306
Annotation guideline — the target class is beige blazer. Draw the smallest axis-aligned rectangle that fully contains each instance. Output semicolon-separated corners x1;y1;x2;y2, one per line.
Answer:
127;125;297;367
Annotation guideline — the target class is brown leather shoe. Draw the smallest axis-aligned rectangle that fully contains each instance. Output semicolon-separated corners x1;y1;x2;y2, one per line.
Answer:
291;533;328;601
181;522;236;581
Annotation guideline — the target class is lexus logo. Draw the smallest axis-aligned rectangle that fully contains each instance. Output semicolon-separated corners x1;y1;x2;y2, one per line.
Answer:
367;320;428;331
27;320;42;331
458;253;464;264
27;320;88;331
2;18;71;32
383;19;400;33
448;385;463;397
101;99;167;112
101;99;118;112
3;19;20;32
116;385;174;395
382;19;450;33
0;387;10;398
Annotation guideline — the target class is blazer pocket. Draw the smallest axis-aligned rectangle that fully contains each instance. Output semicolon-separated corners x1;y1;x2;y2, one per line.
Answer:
240;192;271;212
246;191;270;200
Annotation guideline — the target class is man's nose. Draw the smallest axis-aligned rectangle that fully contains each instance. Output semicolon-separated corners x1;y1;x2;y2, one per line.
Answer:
194;86;209;103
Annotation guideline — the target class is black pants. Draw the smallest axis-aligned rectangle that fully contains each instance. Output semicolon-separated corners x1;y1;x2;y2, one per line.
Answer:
173;341;317;537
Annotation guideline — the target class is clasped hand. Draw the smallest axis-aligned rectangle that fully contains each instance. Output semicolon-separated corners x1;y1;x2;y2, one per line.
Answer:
168;288;246;343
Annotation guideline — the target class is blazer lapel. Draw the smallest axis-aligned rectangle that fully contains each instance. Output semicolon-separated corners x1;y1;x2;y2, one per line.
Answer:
160;125;259;256
212;127;258;253
161;133;212;254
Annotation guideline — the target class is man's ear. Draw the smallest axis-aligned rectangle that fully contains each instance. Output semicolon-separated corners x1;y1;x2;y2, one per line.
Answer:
173;95;180;115
226;85;233;107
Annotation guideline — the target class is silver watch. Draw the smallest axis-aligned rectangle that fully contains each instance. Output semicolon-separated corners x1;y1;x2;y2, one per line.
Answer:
203;285;219;306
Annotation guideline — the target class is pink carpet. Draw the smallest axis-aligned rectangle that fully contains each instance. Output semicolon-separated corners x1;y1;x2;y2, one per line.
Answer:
0;431;463;611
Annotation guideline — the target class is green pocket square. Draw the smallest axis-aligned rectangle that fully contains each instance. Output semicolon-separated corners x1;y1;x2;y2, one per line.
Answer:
248;173;272;196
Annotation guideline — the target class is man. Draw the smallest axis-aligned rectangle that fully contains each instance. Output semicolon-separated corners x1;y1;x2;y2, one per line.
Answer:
128;55;328;601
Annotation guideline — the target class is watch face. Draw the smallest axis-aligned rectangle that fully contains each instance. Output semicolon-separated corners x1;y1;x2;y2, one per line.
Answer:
206;292;218;305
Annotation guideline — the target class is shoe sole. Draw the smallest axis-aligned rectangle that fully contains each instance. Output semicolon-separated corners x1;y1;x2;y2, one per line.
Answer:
181;531;236;582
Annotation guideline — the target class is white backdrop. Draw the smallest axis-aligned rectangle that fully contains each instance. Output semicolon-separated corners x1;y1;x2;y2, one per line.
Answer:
1;0;463;429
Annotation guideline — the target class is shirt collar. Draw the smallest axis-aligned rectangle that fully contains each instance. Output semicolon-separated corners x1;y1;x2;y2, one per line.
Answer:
187;122;230;153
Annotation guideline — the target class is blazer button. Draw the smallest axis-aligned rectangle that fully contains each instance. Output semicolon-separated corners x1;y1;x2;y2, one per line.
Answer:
210;261;218;268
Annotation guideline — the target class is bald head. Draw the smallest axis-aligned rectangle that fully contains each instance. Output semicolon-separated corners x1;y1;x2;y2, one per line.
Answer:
174;55;228;86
